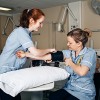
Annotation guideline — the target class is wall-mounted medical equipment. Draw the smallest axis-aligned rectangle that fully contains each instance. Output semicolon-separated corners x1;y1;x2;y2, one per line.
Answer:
2;16;16;35
56;5;78;32
68;1;82;31
91;0;100;15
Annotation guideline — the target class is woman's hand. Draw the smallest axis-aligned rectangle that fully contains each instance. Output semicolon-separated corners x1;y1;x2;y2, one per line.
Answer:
50;48;56;53
64;58;72;66
16;50;26;58
45;60;52;63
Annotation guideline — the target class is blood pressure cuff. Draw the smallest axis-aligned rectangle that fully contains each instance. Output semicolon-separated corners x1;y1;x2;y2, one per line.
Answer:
51;51;64;62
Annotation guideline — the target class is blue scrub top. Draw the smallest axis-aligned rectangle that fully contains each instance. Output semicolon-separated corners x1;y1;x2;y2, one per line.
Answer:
0;27;34;74
62;47;96;100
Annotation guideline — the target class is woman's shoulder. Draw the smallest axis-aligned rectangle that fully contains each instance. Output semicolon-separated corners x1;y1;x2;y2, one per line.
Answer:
86;48;96;56
12;27;29;36
14;26;26;32
62;49;70;53
62;50;71;58
87;48;96;53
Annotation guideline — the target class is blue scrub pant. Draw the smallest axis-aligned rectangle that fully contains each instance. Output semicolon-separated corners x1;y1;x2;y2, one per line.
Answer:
49;89;79;100
0;89;21;100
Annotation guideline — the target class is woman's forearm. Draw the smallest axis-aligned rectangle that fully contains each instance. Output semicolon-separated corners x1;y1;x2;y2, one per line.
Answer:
28;47;56;56
16;50;64;62
25;52;52;61
69;62;89;76
65;58;89;76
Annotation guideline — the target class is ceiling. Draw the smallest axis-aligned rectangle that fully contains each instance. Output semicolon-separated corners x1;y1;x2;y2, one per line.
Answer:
0;0;84;14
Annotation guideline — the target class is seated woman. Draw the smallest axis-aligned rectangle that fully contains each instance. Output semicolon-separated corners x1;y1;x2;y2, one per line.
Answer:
17;28;96;100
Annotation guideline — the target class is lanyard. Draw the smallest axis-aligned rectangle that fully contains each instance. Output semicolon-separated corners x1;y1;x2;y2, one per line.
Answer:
70;51;84;65
76;55;84;65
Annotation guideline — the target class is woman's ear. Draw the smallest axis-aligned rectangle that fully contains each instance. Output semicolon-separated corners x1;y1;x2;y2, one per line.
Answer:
29;18;34;24
77;41;82;46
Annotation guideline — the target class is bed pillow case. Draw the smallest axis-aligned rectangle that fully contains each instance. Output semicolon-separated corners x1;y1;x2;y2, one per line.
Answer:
0;66;69;97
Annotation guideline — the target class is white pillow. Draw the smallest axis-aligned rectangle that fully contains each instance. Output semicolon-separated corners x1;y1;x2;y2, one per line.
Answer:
0;66;69;97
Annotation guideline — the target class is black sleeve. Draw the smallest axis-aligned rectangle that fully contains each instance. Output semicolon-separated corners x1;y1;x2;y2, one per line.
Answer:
51;51;64;62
